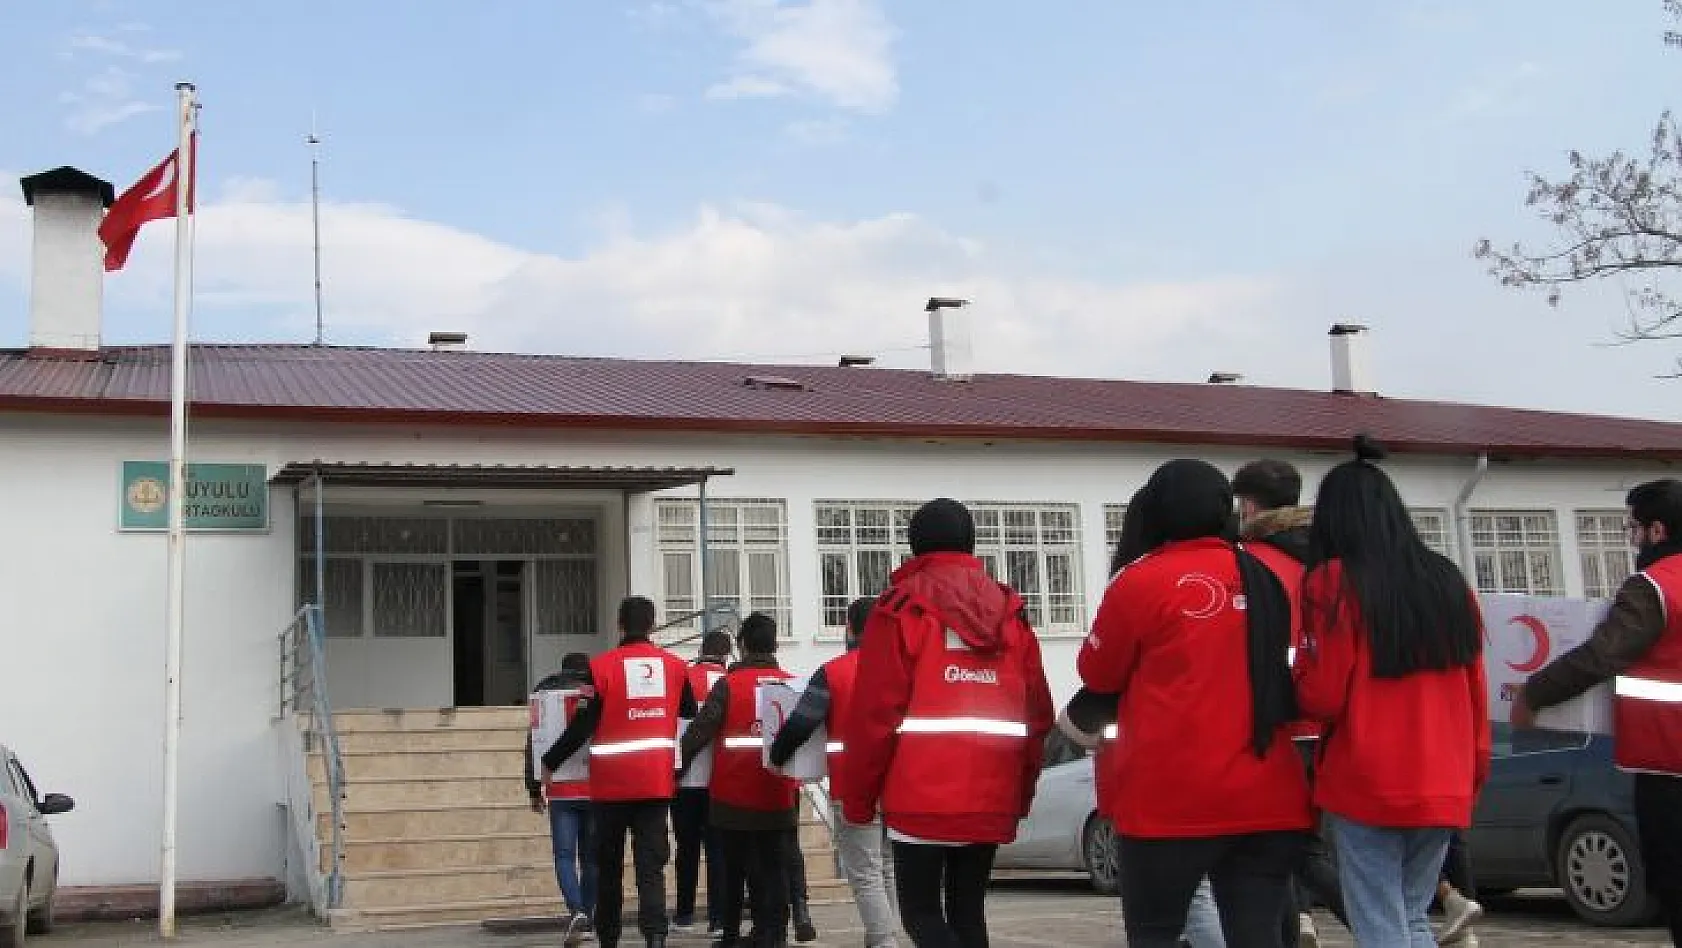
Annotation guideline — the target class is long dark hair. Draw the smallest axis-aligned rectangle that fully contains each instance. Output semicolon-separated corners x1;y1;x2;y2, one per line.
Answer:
1129;459;1297;757
1108;488;1150;575
1309;435;1481;678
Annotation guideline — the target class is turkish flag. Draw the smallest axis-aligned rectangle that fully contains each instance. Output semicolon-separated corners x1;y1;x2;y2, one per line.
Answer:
98;133;197;272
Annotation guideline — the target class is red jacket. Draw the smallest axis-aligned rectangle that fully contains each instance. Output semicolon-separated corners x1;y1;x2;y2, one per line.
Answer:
1078;538;1313;838
1614;556;1682;776
1296;560;1491;828
822;649;862;804
842;553;1055;844
1245;541;1319;742
711;665;799;811
588;640;689;802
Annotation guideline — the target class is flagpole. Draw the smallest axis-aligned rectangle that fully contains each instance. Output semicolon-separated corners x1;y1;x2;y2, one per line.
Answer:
159;79;197;940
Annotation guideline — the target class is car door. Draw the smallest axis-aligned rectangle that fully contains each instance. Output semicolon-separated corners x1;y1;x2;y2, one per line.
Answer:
6;758;54;893
1470;723;1587;884
1007;732;1094;867
0;756;26;904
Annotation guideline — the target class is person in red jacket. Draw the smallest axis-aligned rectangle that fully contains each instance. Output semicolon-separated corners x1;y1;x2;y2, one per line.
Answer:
543;597;695;948
1078;459;1310;948
843;498;1055;948
680;613;801;948
1295;436;1490;948
771;597;900;948
672;631;732;937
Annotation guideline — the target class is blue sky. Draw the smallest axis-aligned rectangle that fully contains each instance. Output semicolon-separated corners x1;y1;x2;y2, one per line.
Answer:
1;0;1679;419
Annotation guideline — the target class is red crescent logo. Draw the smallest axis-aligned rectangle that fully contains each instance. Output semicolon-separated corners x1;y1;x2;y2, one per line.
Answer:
1506;615;1551;673
771;699;788;731
639;663;656;680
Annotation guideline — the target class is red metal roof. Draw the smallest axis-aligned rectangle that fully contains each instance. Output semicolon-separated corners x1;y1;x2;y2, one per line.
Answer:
0;343;1678;459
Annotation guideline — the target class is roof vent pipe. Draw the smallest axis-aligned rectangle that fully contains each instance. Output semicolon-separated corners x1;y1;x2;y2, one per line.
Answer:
926;297;973;382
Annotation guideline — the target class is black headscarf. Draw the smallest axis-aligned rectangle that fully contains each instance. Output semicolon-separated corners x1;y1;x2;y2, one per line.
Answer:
1134;460;1297;759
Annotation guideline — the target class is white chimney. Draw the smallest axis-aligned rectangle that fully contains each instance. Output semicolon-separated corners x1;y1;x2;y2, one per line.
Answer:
1329;323;1374;394
21;168;113;352
926;297;973;381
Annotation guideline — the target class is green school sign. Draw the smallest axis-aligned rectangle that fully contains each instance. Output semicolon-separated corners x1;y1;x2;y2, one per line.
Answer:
119;461;270;532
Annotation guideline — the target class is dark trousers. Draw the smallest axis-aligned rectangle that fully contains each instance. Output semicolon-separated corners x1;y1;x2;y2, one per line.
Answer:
1635;773;1682;944
593;800;671;944
1117;832;1304;948
1281;743;1347;940
892;842;997;948
1441;828;1476;897
1281;820;1348;940
720;828;790;946
672;789;723;927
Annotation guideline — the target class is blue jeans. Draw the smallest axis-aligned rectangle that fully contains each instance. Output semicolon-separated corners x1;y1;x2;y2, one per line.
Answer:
549;799;598;916
1327;814;1451;948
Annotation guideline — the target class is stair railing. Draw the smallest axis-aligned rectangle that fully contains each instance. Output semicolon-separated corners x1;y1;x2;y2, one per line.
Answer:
278;603;347;912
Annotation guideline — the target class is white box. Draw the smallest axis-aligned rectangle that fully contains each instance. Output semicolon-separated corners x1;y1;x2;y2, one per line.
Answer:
1479;593;1613;735
758;676;828;782
530;688;589;783
677;718;714;789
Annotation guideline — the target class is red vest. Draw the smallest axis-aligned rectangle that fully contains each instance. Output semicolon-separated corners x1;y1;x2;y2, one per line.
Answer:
1245;540;1318;742
532;690;591;800
822;649;861;802
1615;556;1682;776
688;661;726;707
879;593;1036;827
710;666;799;812
588;641;688;801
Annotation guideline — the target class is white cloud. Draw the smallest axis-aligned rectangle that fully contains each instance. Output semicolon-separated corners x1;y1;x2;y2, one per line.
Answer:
0;179;1280;384
703;0;897;114
65;32;181;64
59;65;162;135
706;75;792;101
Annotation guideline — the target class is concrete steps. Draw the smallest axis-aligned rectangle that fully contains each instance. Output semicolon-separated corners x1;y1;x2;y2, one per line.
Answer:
301;707;847;932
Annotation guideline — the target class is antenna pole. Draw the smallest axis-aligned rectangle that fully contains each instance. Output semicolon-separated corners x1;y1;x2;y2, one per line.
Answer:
307;117;325;346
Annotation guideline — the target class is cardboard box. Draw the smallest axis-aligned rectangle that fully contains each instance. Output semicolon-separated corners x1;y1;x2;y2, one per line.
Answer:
758;676;828;782
677;718;713;789
1479;593;1614;735
529;688;589;783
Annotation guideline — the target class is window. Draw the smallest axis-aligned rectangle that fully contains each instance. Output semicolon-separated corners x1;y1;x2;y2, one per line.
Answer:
1410;508;1452;557
815;500;1086;636
1576;510;1635;600
371;563;448;637
655;500;792;636
1103;504;1128;571
1468;511;1564;596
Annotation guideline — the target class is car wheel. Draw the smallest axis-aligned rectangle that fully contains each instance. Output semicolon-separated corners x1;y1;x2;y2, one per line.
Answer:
1556;813;1656;927
0;879;27;948
25;869;53;936
1081;814;1121;896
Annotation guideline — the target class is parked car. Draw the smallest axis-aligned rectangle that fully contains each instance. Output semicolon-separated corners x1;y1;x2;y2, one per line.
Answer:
1469;722;1654;928
995;731;1117;894
0;745;73;948
998;723;1655;928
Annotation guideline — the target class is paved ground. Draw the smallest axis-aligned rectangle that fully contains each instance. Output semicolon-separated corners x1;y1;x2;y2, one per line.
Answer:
39;879;1673;947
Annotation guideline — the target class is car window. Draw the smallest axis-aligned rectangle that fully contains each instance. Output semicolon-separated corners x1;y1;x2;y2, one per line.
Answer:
8;759;38;809
0;756;15;796
1490;722;1591;757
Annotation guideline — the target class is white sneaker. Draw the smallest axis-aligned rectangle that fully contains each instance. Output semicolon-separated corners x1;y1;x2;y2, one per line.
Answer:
1439;890;1484;944
1297;912;1319;948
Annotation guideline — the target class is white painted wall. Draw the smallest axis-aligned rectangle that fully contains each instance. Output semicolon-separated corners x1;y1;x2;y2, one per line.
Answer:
26;190;104;351
0;410;1671;888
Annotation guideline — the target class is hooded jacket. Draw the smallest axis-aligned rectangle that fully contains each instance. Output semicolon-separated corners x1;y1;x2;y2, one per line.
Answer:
1241;506;1315;566
841;552;1055;843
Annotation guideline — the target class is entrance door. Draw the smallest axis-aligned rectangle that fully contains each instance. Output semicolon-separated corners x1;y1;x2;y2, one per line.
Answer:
485;561;529;706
